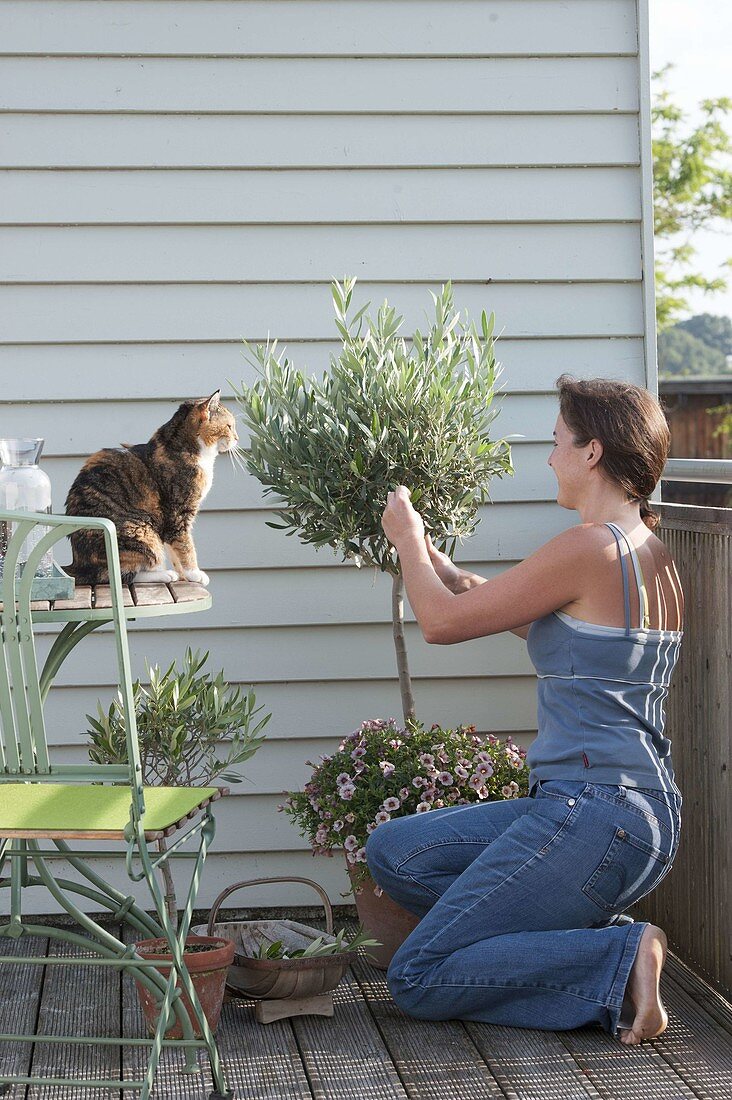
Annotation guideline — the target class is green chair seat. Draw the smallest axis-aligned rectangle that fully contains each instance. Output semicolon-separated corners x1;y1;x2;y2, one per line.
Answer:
0;783;224;838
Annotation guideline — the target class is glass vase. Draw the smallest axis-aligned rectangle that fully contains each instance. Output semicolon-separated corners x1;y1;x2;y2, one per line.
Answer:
0;438;54;581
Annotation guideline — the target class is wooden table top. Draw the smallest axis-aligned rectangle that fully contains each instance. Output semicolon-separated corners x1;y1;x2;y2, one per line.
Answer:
18;580;212;622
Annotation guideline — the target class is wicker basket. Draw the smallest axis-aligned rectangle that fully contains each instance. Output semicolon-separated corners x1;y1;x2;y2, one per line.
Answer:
193;876;351;1002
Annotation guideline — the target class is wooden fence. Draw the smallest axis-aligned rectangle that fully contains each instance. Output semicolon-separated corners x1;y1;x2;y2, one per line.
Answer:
635;502;732;997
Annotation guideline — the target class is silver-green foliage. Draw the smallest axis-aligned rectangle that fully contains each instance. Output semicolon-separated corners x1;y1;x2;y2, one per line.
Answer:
86;648;270;787
232;279;514;573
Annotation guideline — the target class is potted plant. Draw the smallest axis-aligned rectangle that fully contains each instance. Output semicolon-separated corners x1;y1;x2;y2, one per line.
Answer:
232;278;518;960
278;718;528;968
86;647;271;1035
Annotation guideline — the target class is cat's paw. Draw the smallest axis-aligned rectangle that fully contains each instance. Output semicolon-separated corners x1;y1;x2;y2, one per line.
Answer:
183;568;210;586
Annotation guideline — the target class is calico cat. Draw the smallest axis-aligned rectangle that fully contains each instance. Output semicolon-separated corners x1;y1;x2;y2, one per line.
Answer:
65;391;238;585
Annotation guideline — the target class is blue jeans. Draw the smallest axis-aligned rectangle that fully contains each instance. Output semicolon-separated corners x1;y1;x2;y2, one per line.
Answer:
365;779;682;1036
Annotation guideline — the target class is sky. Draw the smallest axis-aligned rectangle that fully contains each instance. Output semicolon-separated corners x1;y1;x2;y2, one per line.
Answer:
649;0;732;322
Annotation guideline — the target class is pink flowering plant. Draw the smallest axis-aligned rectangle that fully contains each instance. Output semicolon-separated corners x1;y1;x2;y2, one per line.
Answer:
279;718;528;893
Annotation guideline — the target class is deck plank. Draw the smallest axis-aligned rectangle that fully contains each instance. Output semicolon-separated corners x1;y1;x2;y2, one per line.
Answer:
122;923;313;1099
464;1021;603;1100
557;1010;700;1100
3;913;730;1100
649;971;732;1099
292;963;409;1100
345;921;505;1100
0;933;48;1099
26;928;121;1099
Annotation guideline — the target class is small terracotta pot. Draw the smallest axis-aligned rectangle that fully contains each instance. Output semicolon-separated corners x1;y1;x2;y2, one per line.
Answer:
133;934;235;1039
347;864;420;971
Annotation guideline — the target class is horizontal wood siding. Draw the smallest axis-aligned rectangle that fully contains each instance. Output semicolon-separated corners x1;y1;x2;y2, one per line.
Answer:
0;0;650;911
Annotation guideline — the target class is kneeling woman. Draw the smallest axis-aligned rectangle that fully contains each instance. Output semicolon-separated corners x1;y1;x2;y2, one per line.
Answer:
366;374;684;1046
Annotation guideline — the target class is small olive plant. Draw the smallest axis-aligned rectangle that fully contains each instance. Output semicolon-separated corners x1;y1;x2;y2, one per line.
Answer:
86;648;270;927
252;927;381;961
232;278;514;722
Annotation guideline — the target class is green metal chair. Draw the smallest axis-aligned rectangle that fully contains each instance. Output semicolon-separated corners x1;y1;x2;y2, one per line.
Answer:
0;510;233;1099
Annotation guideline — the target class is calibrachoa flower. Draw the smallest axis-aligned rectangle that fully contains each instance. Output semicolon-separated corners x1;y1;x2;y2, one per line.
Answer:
281;718;529;892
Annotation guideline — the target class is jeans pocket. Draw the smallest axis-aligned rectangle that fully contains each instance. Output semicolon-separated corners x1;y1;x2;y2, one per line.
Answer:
582;825;672;913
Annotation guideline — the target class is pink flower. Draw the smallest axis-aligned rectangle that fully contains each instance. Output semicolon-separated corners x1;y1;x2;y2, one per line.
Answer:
355;847;368;862
379;761;395;778
419;753;435;768
475;750;492;764
374;810;391;825
383;796;401;812
336;772;352;786
501;785;513;798
345;812;356;823
332;820;344;832
412;776;427;788
438;771;453;785
475;762;494;779
351;746;366;760
399;787;410;800
344;835;359;851
416;801;431;813
455;765;469;780
468;774;483;790
339;783;356;801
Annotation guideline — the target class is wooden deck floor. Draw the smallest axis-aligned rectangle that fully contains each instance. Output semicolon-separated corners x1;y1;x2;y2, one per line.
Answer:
1;917;730;1099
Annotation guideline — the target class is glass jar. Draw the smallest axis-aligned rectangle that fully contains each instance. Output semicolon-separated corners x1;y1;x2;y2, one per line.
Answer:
0;438;54;581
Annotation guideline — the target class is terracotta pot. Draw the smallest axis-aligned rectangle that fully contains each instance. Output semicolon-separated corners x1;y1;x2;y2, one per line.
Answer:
133;934;235;1039
347;864;420;971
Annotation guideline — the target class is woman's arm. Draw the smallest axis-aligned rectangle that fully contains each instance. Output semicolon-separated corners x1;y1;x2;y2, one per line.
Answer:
426;533;531;639
382;487;589;643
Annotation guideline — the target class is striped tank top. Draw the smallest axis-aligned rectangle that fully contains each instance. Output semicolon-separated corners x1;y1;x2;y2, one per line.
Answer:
525;521;683;797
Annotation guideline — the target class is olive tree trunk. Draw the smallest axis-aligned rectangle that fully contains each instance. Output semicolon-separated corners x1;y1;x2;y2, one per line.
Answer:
391;573;416;724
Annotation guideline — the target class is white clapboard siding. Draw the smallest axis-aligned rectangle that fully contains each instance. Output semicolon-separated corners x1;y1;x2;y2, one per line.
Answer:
0;1;637;56
0;284;644;343
39;447;554;516
0;114;640;169
46;501;574;573
0;168;641;224
14;395;555;454
35;622;536;687
45;677;537;756
0;340;647;401
0;225;642;283
3;58;638;113
0;0;655;913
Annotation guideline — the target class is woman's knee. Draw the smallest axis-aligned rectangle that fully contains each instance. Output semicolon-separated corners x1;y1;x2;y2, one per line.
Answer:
386;947;440;1020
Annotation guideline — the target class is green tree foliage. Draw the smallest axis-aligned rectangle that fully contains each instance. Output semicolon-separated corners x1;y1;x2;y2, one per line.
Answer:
232;278;514;722
677;313;732;357
653;66;732;328
233;279;513;575
658;326;728;377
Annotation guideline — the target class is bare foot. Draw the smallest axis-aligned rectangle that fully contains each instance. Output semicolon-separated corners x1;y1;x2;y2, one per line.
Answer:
618;924;669;1045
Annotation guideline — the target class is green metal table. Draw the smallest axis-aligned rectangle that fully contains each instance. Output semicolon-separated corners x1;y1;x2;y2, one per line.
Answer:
28;579;212;701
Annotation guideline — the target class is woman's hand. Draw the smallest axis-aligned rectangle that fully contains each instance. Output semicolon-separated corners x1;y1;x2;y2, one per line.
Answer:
425;533;465;593
381;486;425;549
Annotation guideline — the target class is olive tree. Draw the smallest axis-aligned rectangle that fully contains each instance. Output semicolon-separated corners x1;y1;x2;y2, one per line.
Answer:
232;279;514;723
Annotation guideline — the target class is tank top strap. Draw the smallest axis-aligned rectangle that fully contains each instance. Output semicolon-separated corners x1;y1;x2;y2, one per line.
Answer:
604;523;632;635
604;521;651;632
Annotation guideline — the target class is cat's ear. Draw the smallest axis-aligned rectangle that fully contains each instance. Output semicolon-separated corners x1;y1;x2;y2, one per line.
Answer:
196;390;221;422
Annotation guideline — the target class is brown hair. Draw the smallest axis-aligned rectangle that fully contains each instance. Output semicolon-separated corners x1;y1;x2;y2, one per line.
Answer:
555;375;671;531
